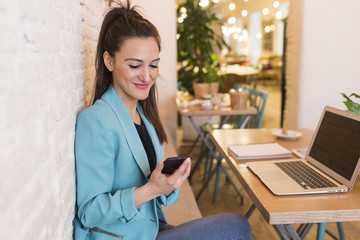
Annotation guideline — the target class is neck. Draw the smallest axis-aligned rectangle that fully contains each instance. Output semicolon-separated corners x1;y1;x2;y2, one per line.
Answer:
129;106;141;125
124;100;140;124
113;85;140;124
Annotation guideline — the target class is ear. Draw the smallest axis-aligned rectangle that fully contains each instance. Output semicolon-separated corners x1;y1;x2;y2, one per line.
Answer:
103;51;114;72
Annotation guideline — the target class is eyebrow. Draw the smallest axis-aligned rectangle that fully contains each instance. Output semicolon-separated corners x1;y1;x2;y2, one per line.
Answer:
125;58;160;63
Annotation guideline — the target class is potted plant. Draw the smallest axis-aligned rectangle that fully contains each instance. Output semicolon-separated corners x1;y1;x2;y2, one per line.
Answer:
177;0;226;98
341;93;360;114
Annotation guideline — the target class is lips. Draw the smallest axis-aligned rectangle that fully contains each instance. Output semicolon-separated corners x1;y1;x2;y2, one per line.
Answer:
134;83;149;89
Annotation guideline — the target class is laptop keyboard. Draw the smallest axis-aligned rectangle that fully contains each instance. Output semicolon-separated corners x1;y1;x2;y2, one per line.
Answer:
275;161;338;189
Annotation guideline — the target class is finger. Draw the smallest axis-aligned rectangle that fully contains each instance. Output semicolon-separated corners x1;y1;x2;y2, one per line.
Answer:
178;159;191;182
174;158;191;176
153;160;164;174
168;158;191;184
173;161;191;189
184;159;191;177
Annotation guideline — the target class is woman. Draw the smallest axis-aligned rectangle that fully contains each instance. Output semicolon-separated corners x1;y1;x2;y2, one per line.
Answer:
74;1;251;239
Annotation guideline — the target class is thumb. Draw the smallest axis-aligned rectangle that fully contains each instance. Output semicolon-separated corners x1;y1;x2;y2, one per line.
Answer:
155;160;164;173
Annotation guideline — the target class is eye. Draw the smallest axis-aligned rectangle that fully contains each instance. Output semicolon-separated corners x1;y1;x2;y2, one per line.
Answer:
150;65;159;69
129;65;140;69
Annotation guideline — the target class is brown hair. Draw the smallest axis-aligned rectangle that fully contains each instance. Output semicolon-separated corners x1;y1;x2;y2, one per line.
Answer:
93;0;167;143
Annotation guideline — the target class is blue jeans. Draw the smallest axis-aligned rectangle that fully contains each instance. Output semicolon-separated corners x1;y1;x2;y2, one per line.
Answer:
156;213;251;240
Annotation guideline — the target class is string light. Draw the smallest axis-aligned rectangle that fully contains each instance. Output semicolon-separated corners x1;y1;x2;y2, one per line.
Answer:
199;0;209;7
273;0;280;8
222;25;245;41
276;10;283;19
180;7;187;13
241;10;247;17
262;8;269;15
265;26;271;33
229;2;236;11
228;17;236;24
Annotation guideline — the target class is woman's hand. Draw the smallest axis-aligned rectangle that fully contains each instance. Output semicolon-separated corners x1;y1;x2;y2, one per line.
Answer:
134;157;191;208
149;157;191;196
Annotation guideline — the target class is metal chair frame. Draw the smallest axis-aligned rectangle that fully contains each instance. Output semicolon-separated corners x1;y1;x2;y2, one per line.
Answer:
202;86;268;202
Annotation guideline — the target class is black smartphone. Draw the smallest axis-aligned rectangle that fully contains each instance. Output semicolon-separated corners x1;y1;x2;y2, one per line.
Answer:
161;156;190;174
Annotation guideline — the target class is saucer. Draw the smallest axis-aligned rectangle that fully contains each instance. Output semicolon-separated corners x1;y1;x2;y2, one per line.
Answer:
272;130;302;140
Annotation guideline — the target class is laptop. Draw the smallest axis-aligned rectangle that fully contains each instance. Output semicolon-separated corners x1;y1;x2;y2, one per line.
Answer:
247;106;360;195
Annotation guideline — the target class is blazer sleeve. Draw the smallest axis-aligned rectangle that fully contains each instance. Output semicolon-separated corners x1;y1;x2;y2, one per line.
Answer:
75;107;146;227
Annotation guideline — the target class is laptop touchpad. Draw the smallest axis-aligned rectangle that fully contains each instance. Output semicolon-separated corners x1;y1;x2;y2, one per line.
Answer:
261;171;289;182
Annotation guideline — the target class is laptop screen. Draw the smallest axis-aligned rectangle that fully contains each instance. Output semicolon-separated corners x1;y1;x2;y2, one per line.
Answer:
309;111;360;181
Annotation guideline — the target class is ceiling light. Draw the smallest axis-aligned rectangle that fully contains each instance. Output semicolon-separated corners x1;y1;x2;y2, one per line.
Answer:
228;17;236;24
276;10;283;19
273;1;280;8
256;32;262;39
212;0;220;3
241;10;247;17
265;26;271;33
229;3;236;11
263;8;269;15
178;17;184;23
199;0;209;7
222;26;231;37
180;7;187;13
230;26;237;33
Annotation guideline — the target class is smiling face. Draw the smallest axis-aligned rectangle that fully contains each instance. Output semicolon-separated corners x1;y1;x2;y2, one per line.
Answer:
104;37;160;108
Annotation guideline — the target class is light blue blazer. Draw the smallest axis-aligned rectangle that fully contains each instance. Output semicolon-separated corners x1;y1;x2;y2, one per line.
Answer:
74;86;179;240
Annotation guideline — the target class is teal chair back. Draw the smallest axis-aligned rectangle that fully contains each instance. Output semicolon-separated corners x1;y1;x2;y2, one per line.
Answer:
233;84;268;128
247;88;268;128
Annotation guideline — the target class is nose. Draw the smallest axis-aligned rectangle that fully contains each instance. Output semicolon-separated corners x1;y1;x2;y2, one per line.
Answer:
139;67;151;82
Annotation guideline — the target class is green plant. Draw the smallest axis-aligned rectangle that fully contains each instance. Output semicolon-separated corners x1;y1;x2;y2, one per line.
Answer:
177;0;226;94
341;93;360;114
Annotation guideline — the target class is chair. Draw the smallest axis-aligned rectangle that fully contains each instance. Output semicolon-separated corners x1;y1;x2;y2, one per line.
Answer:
257;55;283;86
317;222;345;240
232;84;268;129
202;86;268;202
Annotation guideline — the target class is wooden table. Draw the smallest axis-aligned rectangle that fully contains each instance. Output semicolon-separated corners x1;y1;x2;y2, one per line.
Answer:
178;106;257;185
178;105;257;117
208;128;360;239
219;65;261;89
219;65;260;76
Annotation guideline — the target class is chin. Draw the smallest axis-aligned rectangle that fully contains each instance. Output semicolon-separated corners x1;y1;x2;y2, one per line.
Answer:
137;93;150;101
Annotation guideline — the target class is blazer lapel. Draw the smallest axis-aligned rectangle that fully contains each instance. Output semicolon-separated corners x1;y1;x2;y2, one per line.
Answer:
101;86;151;178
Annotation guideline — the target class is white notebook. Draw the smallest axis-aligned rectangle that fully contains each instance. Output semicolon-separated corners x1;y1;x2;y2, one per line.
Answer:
228;143;291;160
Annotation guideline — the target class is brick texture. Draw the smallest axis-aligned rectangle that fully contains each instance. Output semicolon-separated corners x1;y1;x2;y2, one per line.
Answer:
0;0;106;239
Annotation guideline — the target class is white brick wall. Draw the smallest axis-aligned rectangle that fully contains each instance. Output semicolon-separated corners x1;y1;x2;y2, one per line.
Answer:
0;0;106;239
